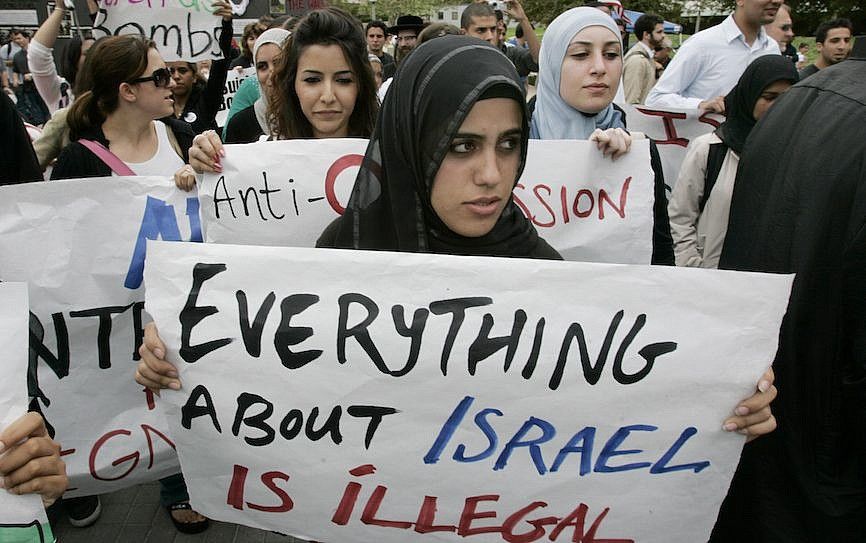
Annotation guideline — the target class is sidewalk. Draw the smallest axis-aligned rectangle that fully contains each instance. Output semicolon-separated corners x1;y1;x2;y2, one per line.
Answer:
51;482;303;543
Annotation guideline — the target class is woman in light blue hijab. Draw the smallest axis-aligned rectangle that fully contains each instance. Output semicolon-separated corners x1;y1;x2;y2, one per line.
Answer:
530;7;630;158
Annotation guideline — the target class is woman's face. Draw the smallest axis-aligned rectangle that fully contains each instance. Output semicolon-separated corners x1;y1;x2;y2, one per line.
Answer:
430;98;522;238
558;25;623;114
752;80;792;121
294;44;359;139
130;48;175;119
255;43;281;90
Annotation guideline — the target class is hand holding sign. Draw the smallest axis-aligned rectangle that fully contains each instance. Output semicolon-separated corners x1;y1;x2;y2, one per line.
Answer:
0;412;67;508
190;130;225;174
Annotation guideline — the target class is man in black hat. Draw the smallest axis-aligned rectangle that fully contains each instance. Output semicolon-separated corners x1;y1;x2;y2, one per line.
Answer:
389;15;426;65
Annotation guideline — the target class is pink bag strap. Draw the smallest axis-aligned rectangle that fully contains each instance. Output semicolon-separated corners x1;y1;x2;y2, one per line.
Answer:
78;139;137;176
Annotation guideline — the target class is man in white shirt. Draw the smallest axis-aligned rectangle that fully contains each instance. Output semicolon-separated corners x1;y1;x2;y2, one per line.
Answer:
645;0;781;113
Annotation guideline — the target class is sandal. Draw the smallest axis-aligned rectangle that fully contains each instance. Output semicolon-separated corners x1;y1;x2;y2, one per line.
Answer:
166;502;210;534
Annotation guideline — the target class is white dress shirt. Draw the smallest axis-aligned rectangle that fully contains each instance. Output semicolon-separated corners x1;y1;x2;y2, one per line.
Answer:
645;15;780;110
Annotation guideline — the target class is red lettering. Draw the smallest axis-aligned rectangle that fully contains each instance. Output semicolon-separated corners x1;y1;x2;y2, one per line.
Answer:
226;464;248;510
635;108;688;147
247;471;294;513
324;154;382;215
360;485;413;529
89;429;139;481
597;176;631;220
698;111;723;129
143;387;156;410
501;501;549;543
550;504;634;543
332;482;362;525
532;184;556;227
573;189;594;218
414;495;457;534
511;185;533;221
457;494;502;536
140;424;175;469
560;186;570;224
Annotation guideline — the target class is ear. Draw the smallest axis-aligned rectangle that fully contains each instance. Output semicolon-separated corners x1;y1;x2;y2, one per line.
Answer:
118;81;138;104
460;28;468;35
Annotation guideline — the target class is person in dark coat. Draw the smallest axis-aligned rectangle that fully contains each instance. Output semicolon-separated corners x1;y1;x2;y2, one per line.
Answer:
712;55;866;542
0;90;42;184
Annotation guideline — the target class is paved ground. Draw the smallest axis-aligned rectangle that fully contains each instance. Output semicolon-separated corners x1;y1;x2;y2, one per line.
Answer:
50;482;305;543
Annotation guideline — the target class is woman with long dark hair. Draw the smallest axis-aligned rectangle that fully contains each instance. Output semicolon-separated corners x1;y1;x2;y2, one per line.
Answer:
188;7;378;173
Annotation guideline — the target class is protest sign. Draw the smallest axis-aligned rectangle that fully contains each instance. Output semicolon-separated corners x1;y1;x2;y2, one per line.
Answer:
146;241;793;543
198;139;656;263
91;0;225;62
0;283;53;543
0;177;201;496
217;67;255;127
619;105;722;192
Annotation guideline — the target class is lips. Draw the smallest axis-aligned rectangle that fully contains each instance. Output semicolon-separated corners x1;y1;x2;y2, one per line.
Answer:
464;196;502;216
314;110;342;118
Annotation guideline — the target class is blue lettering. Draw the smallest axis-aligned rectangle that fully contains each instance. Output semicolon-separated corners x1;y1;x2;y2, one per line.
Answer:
594;424;656;473
650;427;710;474
550;426;596;475
423;396;474;465
124;196;203;290
494;417;556;475
453;408;503;463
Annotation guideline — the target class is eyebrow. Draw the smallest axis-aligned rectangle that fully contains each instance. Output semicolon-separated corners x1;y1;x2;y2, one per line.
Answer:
452;127;523;139
568;40;622;47
300;69;354;75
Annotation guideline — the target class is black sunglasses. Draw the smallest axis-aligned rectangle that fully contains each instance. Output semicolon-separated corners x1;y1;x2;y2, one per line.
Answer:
128;68;171;88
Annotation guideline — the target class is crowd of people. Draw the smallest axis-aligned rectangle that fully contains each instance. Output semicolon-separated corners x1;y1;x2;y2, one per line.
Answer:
0;0;863;540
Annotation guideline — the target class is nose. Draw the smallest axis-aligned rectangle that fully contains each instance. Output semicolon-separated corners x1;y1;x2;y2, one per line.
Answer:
475;146;501;187
484;29;495;44
589;51;607;75
320;80;336;103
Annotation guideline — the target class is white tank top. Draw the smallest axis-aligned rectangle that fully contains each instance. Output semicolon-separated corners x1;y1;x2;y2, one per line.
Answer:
117;121;184;177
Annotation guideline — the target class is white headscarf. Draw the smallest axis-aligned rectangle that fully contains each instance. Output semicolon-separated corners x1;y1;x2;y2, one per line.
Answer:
252;28;291;136
530;7;624;139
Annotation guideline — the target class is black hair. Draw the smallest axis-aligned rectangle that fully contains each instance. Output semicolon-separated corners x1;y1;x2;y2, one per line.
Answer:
366;20;389;35
633;13;664;42
59;32;95;90
461;2;495;30
815;18;853;44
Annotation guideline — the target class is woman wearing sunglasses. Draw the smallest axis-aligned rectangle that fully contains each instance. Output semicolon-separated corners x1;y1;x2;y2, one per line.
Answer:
47;34;209;535
51;35;195;181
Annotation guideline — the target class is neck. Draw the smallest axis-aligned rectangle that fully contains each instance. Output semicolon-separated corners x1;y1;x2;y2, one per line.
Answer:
641;37;653;50
102;107;154;145
732;11;761;46
814;56;831;69
173;93;189;116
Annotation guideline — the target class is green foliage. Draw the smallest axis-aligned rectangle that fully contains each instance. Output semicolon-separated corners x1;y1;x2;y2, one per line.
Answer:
330;0;455;23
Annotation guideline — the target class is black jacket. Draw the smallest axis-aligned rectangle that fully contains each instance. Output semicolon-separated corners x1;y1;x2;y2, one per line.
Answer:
51;118;194;180
713;58;866;539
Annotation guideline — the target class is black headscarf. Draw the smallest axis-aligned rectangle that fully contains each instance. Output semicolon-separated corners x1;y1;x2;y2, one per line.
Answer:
715;55;799;155
317;35;560;259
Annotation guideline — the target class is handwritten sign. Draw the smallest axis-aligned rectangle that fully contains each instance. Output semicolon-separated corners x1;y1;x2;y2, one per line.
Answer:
146;241;793;543
217;67;255;127
0;177;203;496
619;105;722;192
199;139;656;263
91;0;225;62
0;283;53;543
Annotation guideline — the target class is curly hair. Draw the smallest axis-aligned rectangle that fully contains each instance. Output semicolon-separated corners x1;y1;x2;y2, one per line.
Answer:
267;7;377;139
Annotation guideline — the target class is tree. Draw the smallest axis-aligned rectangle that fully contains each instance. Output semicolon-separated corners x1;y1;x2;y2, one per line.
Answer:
329;0;456;23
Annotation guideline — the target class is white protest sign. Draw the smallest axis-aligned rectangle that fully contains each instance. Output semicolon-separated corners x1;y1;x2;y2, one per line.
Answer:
0;177;202;496
91;0;224;61
217;67;255;127
515;139;654;262
0;283;53;543
199;139;656;263
146;241;793;543
620;104;723;192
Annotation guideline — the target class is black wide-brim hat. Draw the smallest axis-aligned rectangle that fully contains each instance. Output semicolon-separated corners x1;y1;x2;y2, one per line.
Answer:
388;15;425;34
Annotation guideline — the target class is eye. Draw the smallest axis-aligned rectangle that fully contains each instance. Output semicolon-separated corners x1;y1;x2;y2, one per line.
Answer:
303;76;322;83
336;76;355;84
450;140;477;154
570;51;589;59
604;50;621;59
256;62;269;71
498;137;519;152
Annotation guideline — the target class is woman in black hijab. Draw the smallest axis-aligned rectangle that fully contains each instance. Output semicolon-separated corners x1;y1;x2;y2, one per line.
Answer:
668;55;798;269
316;34;560;259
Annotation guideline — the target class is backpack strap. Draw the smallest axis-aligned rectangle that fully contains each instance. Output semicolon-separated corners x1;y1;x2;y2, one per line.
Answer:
699;142;728;213
78;139;136;176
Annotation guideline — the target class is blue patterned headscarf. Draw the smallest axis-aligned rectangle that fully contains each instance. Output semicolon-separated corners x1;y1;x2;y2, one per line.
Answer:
530;7;624;139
